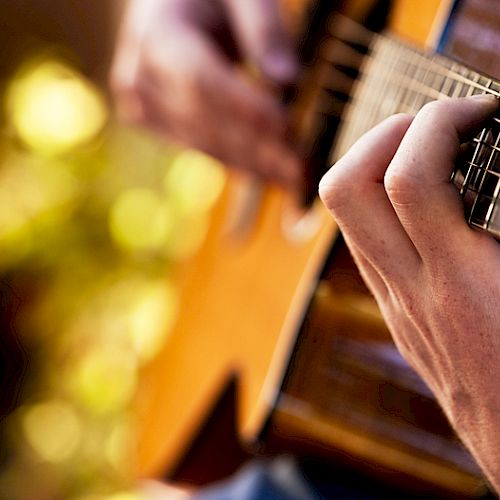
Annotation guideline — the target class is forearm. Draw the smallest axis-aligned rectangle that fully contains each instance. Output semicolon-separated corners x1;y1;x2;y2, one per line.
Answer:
319;95;500;496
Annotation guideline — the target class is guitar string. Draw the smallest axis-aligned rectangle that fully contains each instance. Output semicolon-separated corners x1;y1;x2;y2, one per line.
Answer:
326;34;499;161
357;40;497;143
464;83;500;231
483;128;500;228
323;48;500;113
318;35;500;117
322;33;500;237
324;18;500;95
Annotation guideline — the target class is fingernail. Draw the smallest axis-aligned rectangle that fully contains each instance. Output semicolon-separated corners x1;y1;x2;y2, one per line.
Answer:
262;49;298;84
470;93;499;104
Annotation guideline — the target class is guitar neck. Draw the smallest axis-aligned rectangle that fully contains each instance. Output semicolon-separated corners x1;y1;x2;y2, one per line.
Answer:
332;33;500;237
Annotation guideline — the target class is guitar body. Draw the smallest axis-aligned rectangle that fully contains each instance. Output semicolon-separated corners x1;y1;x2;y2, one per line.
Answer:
135;180;337;477
133;0;499;495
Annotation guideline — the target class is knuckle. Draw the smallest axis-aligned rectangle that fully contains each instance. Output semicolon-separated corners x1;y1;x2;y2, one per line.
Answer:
384;164;419;205
318;175;338;211
417;99;447;123
318;162;358;215
389;112;414;126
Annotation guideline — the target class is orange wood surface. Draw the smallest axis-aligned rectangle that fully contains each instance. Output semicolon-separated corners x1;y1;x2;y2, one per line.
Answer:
389;0;446;47
132;0;452;479
135;177;337;477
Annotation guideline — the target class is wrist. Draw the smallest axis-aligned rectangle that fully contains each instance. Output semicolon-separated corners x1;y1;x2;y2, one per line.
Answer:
443;383;500;493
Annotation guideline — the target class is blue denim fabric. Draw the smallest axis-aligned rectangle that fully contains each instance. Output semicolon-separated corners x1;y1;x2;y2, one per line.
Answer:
192;456;318;500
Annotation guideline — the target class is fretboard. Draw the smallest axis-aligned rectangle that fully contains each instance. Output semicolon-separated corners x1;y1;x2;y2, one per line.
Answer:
332;34;500;239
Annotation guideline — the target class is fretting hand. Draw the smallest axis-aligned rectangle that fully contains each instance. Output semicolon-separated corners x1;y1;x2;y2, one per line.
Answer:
111;0;301;187
319;95;500;491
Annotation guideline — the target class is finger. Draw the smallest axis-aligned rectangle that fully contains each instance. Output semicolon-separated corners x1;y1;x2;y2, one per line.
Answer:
138;24;301;185
109;0;160;124
143;19;293;136
384;95;499;260
319;113;420;284
138;74;301;186
223;0;298;84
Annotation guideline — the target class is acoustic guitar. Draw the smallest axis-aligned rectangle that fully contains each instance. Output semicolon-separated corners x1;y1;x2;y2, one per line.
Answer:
133;0;500;496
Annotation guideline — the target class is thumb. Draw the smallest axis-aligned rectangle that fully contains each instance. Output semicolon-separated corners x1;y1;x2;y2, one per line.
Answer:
223;0;298;84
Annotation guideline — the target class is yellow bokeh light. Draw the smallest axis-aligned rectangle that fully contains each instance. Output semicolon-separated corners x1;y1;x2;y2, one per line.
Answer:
105;419;135;472
0;195;33;267
73;493;144;500
21;400;82;463
68;348;138;415
128;281;178;362
0;153;79;267
164;150;226;215
6;59;108;155
105;493;143;500
109;189;174;252
164;214;210;261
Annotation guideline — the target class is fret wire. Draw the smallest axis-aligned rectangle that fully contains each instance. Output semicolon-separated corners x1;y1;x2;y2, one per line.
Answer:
464;80;498;227
328;36;379;158
350;38;400;141
437;59;496;96
466;80;491;175
361;64;442;103
410;53;431;111
370;39;400;126
396;46;419;112
451;63;466;98
381;43;408;116
328;33;500;164
485;175;500;230
322;27;500;238
324;62;495;122
365;40;386;126
466;163;500;180
466;74;481;97
349;38;388;147
321;35;500;103
412;59;432;110
401;49;420;112
377;40;405;118
398;54;497;97
323;58;498;121
413;51;436;110
461;128;488;197
442;75;455;97
470;135;494;217
443;65;500;97
335;38;422;155
395;49;412;112
379;34;500;97
361;40;384;132
429;68;444;99
483;122;500;228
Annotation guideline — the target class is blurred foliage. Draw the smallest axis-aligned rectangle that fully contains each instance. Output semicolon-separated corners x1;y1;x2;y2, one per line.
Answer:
0;56;225;499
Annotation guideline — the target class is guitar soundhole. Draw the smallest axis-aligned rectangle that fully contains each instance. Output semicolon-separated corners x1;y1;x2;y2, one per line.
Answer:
454;113;500;238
